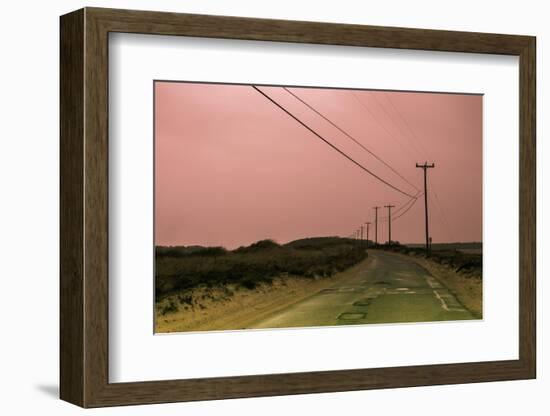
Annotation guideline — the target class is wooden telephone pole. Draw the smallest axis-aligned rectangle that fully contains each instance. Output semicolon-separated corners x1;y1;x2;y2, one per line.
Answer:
416;162;435;255
365;222;371;247
373;206;380;245
384;205;395;244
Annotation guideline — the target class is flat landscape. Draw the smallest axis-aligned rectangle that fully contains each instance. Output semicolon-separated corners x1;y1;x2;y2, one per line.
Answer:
406;242;482;255
155;240;482;333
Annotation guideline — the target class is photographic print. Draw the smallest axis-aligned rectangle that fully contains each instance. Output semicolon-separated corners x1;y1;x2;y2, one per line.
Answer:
154;82;482;334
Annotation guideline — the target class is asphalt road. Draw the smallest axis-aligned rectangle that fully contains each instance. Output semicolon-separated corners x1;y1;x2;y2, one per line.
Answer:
249;250;476;329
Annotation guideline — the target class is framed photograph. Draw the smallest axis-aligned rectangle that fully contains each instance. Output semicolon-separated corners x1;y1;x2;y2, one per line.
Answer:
60;7;536;407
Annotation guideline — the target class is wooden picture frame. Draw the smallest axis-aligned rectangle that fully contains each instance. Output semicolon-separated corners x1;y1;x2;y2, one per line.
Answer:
60;7;536;408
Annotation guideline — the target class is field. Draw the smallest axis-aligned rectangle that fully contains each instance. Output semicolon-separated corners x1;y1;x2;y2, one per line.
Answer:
384;242;482;277
406;242;482;255
155;237;368;303
155;239;483;331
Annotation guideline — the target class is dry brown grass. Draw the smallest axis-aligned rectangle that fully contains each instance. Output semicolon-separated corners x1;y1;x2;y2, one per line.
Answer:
155;276;340;333
394;252;482;318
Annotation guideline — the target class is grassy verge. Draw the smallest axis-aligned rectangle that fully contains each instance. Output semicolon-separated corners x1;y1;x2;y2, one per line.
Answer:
376;244;482;317
155;275;347;333
378;243;482;279
155;237;368;305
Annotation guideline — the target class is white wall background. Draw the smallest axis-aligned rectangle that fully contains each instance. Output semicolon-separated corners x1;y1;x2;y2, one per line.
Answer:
0;0;545;414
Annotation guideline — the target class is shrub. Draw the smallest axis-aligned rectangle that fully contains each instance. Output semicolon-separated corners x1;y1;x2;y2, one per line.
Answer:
159;300;178;315
240;279;258;290
234;239;280;253
155;237;369;299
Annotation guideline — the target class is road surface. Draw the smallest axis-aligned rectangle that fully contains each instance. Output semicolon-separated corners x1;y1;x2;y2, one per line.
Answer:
249;250;475;329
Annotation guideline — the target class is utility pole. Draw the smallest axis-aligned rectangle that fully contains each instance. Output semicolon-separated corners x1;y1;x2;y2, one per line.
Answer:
373;206;380;245
360;225;364;245
416;162;435;255
365;222;371;247
384;205;396;245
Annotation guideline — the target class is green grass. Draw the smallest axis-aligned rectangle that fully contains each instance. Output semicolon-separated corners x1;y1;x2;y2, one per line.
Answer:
155;237;368;300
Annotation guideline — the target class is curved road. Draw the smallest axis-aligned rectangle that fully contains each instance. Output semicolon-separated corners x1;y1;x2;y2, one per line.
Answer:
249;250;475;329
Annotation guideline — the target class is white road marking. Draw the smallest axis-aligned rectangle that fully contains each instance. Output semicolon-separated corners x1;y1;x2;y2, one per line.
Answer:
433;290;466;312
433;290;450;311
425;276;442;289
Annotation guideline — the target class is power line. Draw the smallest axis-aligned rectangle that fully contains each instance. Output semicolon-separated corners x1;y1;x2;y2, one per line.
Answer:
252;86;417;199
371;93;424;160
379;190;422;222
392;193;423;222
352;92;418;161
394;192;421;215
397;191;421;213
384;93;432;161
429;185;456;242
283;87;419;193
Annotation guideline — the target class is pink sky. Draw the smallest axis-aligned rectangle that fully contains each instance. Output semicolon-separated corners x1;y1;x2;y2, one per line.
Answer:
155;82;482;249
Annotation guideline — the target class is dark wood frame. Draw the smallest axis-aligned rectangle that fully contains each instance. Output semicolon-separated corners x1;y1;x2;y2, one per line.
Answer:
60;7;536;408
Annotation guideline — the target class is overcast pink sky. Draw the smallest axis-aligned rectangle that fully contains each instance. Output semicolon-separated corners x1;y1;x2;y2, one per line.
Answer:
155;82;482;249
